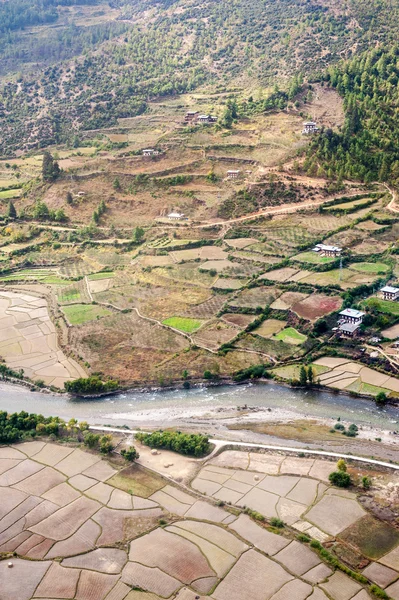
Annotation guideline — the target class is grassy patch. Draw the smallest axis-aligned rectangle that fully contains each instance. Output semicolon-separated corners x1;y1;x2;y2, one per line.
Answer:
162;316;203;333
350;262;390;274
272;363;329;380
107;464;165;498
58;287;81;302
228;419;343;443
0;188;22;199
291;252;335;265
340;515;399;559
87;271;115;280
274;327;307;345
362;297;399;316
62;303;111;325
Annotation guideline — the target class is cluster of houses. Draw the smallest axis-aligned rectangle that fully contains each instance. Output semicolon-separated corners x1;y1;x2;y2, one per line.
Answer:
185;111;217;124
335;285;399;338
312;243;342;257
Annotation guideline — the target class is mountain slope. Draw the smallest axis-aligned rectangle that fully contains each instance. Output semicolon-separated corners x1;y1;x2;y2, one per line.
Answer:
1;0;399;155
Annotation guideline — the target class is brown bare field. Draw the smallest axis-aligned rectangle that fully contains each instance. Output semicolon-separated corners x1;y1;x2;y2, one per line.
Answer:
260;267;300;282
228;287;281;309
291;293;342;321
270;291;309;310
253;319;287;338
192;320;239;350
222;313;256;328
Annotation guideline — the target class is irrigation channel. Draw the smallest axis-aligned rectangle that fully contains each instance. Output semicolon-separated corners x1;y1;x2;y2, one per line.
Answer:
1;380;399;431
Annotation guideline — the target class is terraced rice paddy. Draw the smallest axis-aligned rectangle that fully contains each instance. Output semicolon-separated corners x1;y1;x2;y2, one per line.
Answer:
0;290;86;387
312;357;399;396
2;442;398;600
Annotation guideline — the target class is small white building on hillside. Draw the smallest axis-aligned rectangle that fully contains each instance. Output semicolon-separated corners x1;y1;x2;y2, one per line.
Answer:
381;286;399;301
227;170;241;179
143;148;159;156
313;243;342;257
302;121;319;135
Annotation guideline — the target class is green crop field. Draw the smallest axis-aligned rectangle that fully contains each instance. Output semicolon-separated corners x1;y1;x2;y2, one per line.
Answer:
274;327;307;345
0;188;22;199
291;252;335;265
349;262;390;274
162;316;203;333
362;297;399;316
62;303;111;325
87;272;115;280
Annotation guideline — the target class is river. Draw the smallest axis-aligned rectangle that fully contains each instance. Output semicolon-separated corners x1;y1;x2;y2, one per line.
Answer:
1;380;399;431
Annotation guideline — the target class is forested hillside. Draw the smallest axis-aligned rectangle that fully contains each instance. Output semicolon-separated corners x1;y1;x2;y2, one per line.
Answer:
306;46;399;186
2;0;399;155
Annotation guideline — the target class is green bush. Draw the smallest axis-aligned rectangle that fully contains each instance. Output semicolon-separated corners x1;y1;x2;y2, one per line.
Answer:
83;432;100;448
369;584;389;599
121;446;140;461
329;471;351;488
270;517;284;528
99;434;114;454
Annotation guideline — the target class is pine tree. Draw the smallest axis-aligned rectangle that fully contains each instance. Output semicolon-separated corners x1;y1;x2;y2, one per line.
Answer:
299;366;307;386
307;366;314;384
7;200;17;219
42;151;60;182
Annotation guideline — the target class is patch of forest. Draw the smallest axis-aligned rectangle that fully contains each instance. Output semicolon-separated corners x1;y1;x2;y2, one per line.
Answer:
0;0;388;155
306;46;399;186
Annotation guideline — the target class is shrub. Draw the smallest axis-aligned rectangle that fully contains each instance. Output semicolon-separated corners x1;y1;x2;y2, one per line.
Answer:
362;476;372;490
369;584;389;599
334;423;345;431
329;471;351;488
121;446;140;461
83;432;100;448
337;459;347;472
297;534;310;543
376;392;387;405
270;517;284;528
99;434;114;454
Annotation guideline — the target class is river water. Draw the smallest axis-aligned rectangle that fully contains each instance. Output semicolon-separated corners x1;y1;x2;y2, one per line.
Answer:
1;381;399;431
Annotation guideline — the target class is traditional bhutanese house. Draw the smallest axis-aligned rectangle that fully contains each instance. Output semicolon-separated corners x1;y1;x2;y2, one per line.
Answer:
339;308;365;324
302;121;319;135
197;114;217;124
313;243;342;257
339;321;361;337
185;111;199;122
142;148;159;156
381;285;399;301
227;170;240;179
